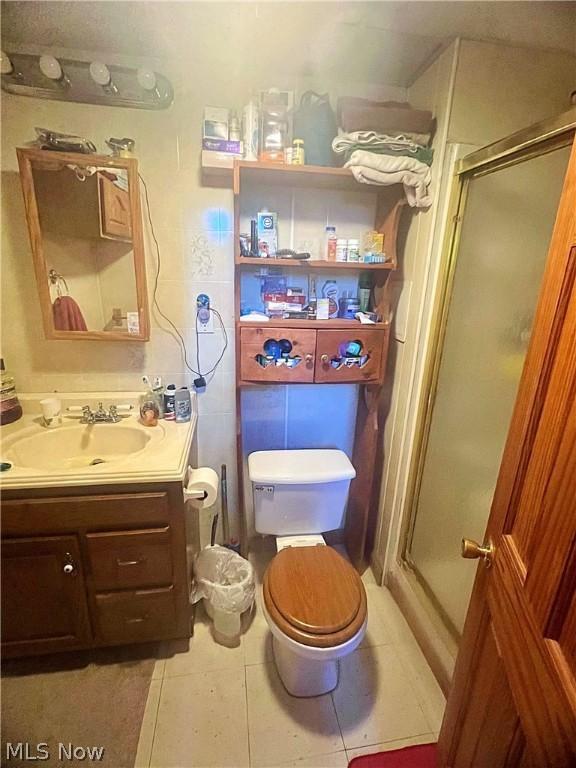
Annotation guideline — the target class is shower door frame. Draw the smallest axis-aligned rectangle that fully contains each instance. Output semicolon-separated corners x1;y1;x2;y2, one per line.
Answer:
399;108;576;640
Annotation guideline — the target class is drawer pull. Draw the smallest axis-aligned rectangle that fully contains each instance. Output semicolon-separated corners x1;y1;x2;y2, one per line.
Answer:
116;558;147;567
125;614;149;624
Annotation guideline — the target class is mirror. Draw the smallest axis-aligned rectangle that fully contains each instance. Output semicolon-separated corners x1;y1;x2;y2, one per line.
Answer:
17;148;150;340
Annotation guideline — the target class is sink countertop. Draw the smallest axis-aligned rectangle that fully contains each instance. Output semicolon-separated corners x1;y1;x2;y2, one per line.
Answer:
0;392;197;490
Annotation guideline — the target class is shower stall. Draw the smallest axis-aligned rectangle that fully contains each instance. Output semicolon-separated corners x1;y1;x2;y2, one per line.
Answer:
400;114;574;643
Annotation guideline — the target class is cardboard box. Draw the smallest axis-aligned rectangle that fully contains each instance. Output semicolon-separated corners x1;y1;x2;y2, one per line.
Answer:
203;106;229;140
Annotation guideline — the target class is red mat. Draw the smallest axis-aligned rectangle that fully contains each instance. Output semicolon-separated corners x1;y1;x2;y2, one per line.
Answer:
348;742;437;768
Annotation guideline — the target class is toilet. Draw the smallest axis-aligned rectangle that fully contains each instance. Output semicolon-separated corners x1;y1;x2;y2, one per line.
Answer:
248;449;367;697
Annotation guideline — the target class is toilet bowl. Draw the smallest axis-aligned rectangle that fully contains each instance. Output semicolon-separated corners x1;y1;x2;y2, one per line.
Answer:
248;448;364;696
262;544;367;696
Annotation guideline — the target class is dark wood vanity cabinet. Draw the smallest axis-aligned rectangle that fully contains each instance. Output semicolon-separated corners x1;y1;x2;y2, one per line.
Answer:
1;482;191;658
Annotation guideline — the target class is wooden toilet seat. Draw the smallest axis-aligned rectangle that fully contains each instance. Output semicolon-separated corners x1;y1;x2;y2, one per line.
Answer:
263;546;367;648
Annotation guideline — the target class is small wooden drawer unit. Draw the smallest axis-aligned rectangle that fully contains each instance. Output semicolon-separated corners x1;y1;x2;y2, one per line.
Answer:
239;325;389;386
1;483;190;658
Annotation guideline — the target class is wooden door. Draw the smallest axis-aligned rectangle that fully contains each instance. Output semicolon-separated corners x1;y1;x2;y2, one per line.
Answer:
98;173;132;240
439;138;576;765
1;535;91;656
314;328;388;384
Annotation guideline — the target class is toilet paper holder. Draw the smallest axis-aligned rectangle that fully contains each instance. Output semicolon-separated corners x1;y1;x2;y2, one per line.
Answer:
182;465;219;506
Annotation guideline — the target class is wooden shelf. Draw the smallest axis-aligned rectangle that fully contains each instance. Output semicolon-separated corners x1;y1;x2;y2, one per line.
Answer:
237;318;390;330
235;257;393;270
233;160;373;192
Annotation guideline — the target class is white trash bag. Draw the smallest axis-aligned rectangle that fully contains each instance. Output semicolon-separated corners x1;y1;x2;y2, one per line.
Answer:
192;546;255;638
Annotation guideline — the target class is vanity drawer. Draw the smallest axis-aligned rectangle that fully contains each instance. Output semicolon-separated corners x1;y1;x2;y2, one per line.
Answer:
94;586;177;643
86;527;172;589
240;327;316;383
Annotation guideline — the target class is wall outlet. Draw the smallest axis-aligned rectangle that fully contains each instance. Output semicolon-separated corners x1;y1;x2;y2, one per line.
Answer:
196;293;214;333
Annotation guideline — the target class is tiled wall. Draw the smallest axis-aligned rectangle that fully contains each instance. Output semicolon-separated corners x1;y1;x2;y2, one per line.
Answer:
0;43;405;538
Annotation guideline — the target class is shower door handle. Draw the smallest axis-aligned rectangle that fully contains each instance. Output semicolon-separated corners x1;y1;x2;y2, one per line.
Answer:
461;538;495;567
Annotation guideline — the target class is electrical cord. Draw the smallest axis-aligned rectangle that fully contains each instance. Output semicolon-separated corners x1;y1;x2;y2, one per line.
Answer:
139;173;228;381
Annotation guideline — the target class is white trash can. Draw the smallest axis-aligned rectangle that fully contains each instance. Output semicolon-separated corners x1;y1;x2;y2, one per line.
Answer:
192;545;255;641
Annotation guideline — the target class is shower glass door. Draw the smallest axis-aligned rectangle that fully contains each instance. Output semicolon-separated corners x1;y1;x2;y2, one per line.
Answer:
406;143;571;637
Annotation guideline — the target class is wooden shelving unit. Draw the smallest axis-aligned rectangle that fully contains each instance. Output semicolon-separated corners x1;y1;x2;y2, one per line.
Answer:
231;159;406;570
235;256;394;270
236;318;390;330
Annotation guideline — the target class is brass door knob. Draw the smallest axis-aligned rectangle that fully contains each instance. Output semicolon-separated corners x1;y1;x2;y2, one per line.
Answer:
321;354;329;365
461;538;494;567
305;354;314;364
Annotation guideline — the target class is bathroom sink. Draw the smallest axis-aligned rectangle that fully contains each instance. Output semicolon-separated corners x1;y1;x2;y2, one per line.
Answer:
4;424;153;471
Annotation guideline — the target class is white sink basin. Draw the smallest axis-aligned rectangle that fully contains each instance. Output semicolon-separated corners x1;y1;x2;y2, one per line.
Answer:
5;424;154;471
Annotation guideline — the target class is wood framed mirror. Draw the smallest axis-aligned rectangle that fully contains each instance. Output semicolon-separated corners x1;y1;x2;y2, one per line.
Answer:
16;147;150;341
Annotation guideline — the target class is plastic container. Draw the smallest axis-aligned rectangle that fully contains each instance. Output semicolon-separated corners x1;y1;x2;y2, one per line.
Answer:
174;387;191;423
324;226;337;261
192;546;255;641
336;238;348;262
163;384;176;420
0;359;22;426
347;238;360;262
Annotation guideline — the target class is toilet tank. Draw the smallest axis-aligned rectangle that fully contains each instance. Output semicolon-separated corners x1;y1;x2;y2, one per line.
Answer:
248;449;356;535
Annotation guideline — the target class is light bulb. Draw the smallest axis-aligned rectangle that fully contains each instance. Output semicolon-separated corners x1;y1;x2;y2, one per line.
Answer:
89;61;111;86
0;51;13;75
39;54;63;80
137;68;157;91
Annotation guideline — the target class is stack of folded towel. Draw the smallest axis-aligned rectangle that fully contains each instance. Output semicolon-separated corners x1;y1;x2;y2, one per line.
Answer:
333;99;435;208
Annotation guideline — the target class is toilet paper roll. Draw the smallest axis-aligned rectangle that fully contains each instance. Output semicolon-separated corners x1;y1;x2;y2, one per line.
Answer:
183;466;219;508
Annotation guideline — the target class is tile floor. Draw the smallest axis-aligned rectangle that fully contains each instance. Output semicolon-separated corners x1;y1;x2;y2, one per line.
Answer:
135;541;445;768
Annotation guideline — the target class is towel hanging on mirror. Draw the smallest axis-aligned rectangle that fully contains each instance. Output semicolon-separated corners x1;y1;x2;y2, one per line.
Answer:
53;295;88;331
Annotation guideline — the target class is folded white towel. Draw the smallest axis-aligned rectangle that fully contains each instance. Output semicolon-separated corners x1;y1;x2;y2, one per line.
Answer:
333;131;423;155
345;149;432;208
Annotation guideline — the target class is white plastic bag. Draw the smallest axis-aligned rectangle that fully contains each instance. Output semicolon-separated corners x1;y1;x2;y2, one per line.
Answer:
191;545;255;614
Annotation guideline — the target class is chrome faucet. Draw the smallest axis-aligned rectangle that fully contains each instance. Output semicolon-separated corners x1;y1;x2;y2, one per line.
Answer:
80;403;122;424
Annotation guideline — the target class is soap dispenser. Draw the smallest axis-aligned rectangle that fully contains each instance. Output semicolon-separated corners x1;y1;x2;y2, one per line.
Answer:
0;359;23;425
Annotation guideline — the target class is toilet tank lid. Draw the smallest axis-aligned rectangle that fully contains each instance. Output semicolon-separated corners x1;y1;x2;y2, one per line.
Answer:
248;449;356;485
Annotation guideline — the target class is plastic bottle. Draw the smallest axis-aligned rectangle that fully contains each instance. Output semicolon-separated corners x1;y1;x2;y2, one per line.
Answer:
163;384;177;420
325;226;337;261
0;359;22;425
347;238;360;262
358;273;372;313
292;139;305;165
336;238;348;262
242;101;259;161
174;387;192;423
229;110;241;141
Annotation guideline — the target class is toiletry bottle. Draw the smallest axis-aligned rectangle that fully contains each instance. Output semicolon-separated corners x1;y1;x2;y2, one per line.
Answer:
325;226;337;261
358;273;372;313
242;100;259;161
163;384;177;420
140;400;159;427
174;387;192;423
153;376;164;417
0;359;23;425
229;110;241;141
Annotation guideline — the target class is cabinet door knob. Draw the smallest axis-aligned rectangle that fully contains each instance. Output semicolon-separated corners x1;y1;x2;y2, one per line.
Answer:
305;354;314;364
63;552;75;575
321;354;329;365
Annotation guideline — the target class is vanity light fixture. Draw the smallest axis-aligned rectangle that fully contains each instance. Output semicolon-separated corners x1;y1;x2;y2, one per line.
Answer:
39;55;70;87
3;52;173;108
89;61;118;95
0;50;13;75
137;68;160;99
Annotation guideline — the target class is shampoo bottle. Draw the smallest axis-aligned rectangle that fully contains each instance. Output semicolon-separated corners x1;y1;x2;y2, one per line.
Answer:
174;387;191;423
